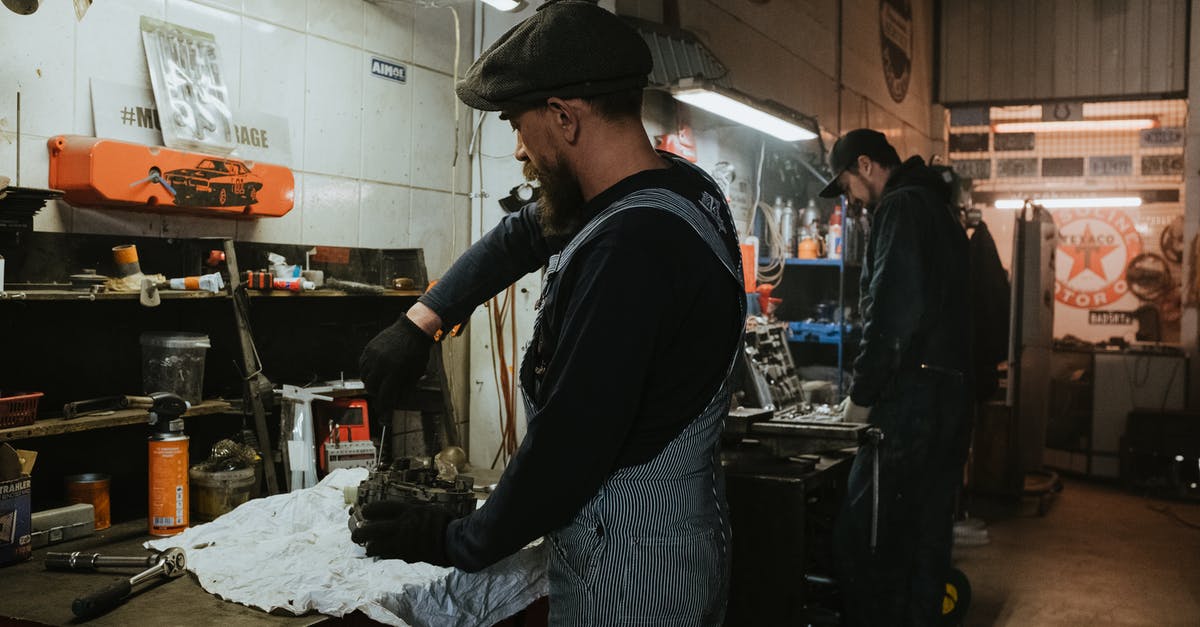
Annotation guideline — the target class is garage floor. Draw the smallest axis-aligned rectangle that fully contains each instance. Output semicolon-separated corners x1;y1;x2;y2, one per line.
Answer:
956;478;1200;626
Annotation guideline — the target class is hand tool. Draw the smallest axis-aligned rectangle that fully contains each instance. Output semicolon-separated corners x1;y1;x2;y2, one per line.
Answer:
46;547;187;618
62;395;154;420
224;239;280;495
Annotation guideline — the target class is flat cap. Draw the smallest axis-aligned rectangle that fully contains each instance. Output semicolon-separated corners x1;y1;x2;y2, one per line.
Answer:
455;0;653;112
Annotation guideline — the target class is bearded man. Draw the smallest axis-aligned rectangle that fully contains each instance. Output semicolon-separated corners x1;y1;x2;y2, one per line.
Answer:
352;2;746;624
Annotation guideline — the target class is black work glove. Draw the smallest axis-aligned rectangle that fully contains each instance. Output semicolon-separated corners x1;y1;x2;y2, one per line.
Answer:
359;316;434;409
348;500;455;566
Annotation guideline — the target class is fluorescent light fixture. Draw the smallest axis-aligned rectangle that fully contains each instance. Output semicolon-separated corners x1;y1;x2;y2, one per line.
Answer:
480;0;520;10
672;84;817;142
993;196;1143;210
992;118;1156;133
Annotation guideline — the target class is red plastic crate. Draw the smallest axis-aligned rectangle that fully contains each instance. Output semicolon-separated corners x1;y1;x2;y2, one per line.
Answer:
0;392;42;428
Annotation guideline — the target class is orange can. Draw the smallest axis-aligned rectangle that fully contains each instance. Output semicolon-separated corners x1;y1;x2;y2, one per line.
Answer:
65;473;111;531
148;434;189;536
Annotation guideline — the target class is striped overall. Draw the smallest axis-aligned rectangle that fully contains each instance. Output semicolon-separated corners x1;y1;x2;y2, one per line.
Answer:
520;178;745;626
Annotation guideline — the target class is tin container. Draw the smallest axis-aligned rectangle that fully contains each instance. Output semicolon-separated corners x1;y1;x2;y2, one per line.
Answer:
64;473;110;531
148;434;189;536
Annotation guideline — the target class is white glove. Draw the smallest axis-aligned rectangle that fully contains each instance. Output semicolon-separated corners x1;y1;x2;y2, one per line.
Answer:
839;397;872;423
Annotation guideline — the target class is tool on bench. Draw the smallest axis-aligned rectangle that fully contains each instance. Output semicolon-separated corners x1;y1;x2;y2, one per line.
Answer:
46;547;187;618
223;239;280;495
62;395;155;419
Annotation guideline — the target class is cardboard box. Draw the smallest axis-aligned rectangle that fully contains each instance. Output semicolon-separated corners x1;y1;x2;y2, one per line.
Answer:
0;444;34;567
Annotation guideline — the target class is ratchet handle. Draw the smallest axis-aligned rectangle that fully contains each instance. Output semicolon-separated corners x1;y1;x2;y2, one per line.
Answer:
72;578;132;618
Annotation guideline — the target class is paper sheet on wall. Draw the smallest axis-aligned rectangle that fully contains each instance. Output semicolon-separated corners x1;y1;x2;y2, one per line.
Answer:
146;469;547;627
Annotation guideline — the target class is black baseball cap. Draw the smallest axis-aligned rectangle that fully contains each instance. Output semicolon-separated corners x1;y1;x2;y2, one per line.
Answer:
455;1;653;112
818;129;900;198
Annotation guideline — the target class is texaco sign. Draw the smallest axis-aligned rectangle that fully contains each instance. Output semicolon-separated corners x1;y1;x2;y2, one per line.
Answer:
1053;209;1143;309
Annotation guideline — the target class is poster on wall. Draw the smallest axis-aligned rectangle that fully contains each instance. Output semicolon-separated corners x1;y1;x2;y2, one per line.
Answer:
1053;207;1184;343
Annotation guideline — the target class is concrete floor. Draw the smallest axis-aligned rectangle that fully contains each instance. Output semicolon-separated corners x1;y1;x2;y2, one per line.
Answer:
955;478;1200;626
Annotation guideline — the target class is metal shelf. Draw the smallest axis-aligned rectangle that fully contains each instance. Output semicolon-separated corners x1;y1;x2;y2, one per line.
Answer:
0;288;421;301
0;399;234;442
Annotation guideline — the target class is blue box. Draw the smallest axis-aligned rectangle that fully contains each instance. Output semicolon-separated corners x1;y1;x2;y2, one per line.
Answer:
0;474;32;566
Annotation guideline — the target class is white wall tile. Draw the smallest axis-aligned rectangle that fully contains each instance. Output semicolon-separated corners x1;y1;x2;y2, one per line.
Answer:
32;200;73;233
72;207;164;237
410;66;470;193
306;0;363;47
303;39;362;178
359;181;410;248
243;0;305;31
409;188;464;279
192;0;242;12
72;0;166;135
413;2;472;76
0;7;77;139
161;213;239;239
450;191;471;258
238;171;303;243
364;0;414;61
16;134;50;189
241;17;305;168
164;0;244;111
301;173;359;245
361;57;412;185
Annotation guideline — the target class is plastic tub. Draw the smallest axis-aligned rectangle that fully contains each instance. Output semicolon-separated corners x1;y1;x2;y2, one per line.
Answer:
189;466;256;522
140;332;210;404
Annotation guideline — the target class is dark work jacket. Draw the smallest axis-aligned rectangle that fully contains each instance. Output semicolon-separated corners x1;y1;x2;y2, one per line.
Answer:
420;155;741;572
968;220;1010;401
850;156;971;407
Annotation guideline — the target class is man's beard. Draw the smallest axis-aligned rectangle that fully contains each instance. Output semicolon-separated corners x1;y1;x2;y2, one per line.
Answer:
524;160;584;236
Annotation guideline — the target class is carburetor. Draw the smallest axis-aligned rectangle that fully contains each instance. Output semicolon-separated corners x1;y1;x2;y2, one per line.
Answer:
348;457;477;530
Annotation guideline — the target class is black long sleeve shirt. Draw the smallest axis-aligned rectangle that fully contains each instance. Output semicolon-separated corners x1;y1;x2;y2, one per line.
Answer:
420;158;741;572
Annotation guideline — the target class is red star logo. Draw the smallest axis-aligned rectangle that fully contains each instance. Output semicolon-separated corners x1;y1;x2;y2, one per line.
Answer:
1061;224;1120;280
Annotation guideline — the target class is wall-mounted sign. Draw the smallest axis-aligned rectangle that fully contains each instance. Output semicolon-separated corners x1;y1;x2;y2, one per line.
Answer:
1042;157;1084;177
949;107;988;126
879;0;912;103
996;158;1038;178
370;57;407;84
951;159;991;180
1088;310;1136;325
1043;102;1083;121
949;133;989;153
1141;154;1184;177
994;132;1035;151
1089;156;1133;177
1140;127;1184;148
1053;209;1142;309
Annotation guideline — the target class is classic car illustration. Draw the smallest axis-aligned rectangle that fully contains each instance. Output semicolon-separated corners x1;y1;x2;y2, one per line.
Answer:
165;158;263;207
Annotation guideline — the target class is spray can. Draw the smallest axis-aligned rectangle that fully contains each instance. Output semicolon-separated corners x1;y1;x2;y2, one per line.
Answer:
148;425;189;536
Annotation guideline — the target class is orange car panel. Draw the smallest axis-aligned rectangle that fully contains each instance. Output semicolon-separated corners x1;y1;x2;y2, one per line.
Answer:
47;135;294;218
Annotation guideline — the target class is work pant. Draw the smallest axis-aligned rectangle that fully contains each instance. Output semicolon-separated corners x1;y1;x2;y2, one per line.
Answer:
834;370;969;626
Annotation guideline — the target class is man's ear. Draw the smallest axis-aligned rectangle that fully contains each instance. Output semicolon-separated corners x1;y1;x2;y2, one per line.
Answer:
545;97;580;144
857;154;873;175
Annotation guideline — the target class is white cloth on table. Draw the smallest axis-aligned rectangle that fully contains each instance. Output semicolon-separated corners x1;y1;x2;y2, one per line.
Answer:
147;468;547;627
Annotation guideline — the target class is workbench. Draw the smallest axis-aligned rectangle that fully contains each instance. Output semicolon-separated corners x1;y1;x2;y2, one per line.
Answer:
0;519;339;626
722;447;854;625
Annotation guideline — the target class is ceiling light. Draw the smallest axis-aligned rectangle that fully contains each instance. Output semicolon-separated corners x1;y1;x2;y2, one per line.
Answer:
993;197;1143;210
992;119;1156;133
671;81;817;142
480;0;520;11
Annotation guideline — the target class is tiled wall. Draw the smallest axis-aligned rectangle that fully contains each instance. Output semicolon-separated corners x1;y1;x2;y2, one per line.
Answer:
0;0;476;435
0;0;474;279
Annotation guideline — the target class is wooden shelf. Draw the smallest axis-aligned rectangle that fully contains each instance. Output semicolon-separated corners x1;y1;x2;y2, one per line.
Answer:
0;288;422;301
0;399;234;442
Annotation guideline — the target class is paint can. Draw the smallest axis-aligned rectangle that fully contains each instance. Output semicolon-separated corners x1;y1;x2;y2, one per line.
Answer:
148;432;189;536
64;473;110;531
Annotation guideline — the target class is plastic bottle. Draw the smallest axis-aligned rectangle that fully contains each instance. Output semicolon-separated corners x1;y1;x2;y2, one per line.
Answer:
781;199;796;257
771;196;786;257
827;204;843;260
